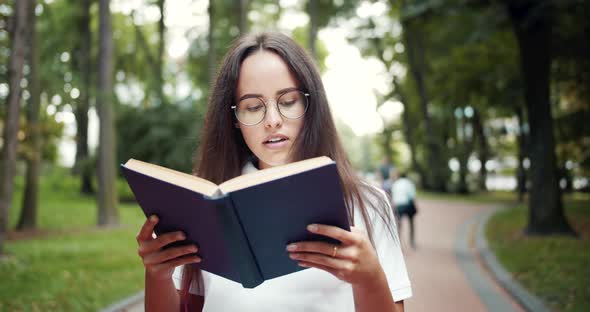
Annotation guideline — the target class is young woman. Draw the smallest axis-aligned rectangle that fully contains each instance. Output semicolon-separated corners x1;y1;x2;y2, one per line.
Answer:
136;32;412;312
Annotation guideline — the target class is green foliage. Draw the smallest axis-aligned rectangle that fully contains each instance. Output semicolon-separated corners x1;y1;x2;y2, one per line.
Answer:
487;199;590;312
0;1;65;165
551;1;590;178
35;0;81;110
552;0;590;104
112;8;166;106
0;2;10;87
186;0;243;95
305;0;358;29
291;25;329;72
116;103;204;173
17;106;64;163
248;0;282;32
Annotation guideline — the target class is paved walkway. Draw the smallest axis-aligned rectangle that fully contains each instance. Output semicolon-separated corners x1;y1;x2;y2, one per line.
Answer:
105;198;524;312
402;198;522;312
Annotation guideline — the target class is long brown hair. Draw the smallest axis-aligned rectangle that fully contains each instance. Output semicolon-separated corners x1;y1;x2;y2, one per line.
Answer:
181;32;396;307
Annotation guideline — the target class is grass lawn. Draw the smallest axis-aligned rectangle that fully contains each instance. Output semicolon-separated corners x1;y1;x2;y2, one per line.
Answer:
418;190;519;205
486;195;590;312
0;167;146;311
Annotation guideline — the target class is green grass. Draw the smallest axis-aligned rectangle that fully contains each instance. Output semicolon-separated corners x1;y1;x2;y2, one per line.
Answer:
486;197;590;312
0;167;146;311
418;190;518;205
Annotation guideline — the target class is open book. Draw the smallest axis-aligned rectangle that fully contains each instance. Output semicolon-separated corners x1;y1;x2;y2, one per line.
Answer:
120;156;350;288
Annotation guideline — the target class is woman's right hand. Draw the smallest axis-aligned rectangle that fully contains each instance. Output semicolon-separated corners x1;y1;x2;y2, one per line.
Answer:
136;215;201;281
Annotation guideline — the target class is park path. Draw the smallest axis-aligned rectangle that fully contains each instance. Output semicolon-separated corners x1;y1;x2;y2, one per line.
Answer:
104;198;523;312
402;198;522;312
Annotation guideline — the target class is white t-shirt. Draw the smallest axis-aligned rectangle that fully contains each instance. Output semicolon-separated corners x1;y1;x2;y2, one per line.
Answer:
392;178;416;206
172;163;412;311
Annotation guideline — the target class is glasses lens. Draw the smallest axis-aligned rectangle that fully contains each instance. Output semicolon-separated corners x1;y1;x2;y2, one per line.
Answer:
277;90;308;119
236;97;266;125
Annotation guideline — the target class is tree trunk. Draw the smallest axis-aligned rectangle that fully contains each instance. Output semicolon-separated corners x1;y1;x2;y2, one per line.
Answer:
401;18;444;191
131;15;159;108
392;77;423;184
238;0;248;35
457;156;469;194
157;0;166;106
73;0;94;195
307;0;318;60
208;0;216;85
0;0;29;254
508;1;575;235
515;106;527;202
472;108;488;192
456;113;471;194
379;126;395;165
97;0;119;226
17;0;41;231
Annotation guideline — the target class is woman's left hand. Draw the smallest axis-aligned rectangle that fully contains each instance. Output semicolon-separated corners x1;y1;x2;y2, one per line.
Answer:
286;224;384;286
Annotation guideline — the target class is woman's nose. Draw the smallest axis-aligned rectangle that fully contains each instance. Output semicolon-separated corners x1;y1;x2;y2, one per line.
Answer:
264;100;283;128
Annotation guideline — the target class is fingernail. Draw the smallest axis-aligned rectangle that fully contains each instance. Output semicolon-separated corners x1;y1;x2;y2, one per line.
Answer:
298;262;309;267
194;257;201;263
307;224;318;232
150;215;158;222
179;233;186;240
286;244;297;251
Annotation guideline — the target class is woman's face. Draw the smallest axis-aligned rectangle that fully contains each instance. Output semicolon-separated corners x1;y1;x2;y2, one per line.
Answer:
236;50;304;169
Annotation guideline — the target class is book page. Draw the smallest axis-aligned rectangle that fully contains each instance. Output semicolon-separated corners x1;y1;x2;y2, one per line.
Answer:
218;156;334;193
123;159;220;197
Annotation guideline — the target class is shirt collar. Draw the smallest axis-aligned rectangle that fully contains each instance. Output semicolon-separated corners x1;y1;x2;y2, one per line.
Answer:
242;161;259;175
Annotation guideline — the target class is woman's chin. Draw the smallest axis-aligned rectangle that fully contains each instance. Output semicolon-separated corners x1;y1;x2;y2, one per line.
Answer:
258;156;291;169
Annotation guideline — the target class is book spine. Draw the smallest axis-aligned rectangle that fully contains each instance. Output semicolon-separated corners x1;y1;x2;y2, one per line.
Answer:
213;195;263;288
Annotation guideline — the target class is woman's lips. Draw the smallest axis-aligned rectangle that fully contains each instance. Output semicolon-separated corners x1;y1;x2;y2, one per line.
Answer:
263;138;289;149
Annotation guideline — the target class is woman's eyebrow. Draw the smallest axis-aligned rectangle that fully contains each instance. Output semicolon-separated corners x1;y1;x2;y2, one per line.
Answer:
238;87;299;101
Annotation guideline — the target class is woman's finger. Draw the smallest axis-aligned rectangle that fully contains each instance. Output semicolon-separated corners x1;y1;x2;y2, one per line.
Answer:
152;231;187;250
289;251;349;271
149;254;202;274
143;244;199;265
307;224;360;245
136;215;158;242
139;231;187;255
287;241;357;260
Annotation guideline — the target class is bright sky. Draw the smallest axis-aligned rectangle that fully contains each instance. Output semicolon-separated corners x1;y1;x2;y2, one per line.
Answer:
320;27;392;135
58;0;402;166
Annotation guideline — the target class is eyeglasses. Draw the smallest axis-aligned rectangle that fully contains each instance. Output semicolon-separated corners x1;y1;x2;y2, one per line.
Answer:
231;90;310;126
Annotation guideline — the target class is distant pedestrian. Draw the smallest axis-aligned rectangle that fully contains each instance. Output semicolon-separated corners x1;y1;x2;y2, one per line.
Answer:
392;172;418;248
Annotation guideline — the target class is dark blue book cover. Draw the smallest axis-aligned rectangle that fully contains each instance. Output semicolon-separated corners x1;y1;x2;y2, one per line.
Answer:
120;157;350;288
229;163;349;280
120;167;241;282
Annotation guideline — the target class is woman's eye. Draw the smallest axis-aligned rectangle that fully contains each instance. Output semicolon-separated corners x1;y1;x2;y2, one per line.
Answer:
246;105;263;112
279;100;296;106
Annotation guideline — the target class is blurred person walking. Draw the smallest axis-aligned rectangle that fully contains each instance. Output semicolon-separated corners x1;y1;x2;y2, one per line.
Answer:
392;172;418;248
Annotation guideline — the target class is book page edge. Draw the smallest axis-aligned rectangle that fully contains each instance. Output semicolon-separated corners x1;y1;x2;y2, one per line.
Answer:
124;159;220;197
218;156;334;193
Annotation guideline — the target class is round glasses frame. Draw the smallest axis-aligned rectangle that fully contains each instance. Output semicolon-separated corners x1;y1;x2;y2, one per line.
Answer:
231;90;310;126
